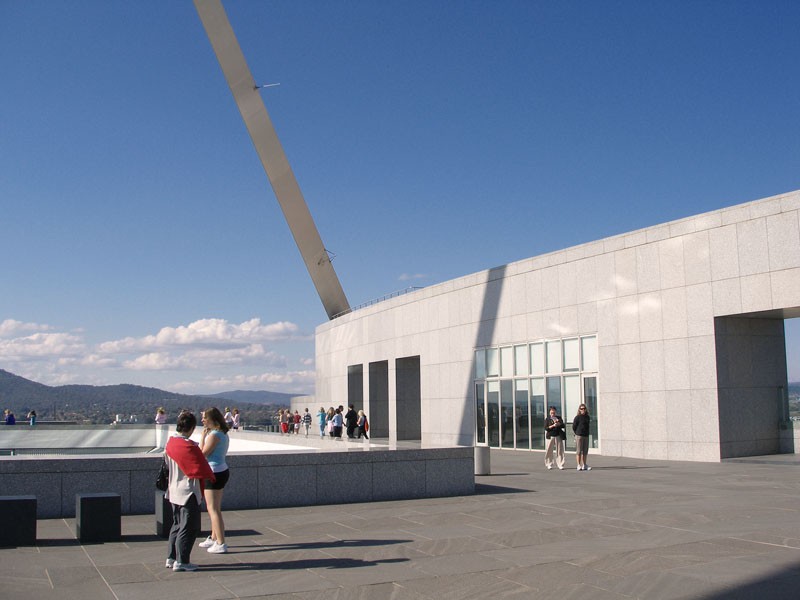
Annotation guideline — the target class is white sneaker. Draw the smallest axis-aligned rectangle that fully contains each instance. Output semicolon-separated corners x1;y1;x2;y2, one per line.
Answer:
173;562;198;572
577;466;582;471
165;558;175;568
547;465;553;470
584;466;592;471
198;536;215;548
558;466;564;470
207;542;228;554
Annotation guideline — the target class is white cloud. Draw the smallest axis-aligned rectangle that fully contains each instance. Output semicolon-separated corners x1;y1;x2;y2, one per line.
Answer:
0;331;86;361
0;319;52;338
0;316;314;394
122;345;287;372
172;370;316;394
398;273;430;282
98;318;306;353
124;352;183;371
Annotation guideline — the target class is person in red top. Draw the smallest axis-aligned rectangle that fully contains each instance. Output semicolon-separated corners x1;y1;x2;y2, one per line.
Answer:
293;410;301;434
164;410;215;572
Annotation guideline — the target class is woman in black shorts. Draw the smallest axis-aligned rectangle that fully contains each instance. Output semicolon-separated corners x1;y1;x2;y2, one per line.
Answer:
198;407;230;553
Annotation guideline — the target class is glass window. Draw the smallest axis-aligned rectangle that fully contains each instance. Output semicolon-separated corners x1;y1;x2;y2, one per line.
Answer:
546;376;562;413
475;350;486;379
487;348;499;377
564;374;581;420
581;336;598;372
546;340;562;374
530;343;545;375
563;338;580;371
487;381;500;447
475;334;600;454
475;382;485;444
514;379;529;449
500;380;514;449
514;345;528;376
531;378;545;450
500;347;514;377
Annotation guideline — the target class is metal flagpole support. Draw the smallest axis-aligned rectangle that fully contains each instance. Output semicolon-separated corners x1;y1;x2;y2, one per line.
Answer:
193;0;350;320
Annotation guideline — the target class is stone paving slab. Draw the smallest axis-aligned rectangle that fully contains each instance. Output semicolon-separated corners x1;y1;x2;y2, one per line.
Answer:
2;451;800;599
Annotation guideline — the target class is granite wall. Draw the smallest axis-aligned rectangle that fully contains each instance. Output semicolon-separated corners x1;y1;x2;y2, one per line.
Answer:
0;446;474;519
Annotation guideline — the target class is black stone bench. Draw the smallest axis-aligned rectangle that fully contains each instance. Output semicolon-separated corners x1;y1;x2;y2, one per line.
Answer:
155;490;173;538
0;496;37;547
75;493;121;543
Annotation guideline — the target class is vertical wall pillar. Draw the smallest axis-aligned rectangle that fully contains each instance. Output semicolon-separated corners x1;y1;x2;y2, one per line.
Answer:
396;356;422;441
368;361;389;438
347;365;364;410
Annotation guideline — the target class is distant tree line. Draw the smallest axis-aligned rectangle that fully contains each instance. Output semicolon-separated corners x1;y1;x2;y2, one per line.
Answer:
0;369;284;426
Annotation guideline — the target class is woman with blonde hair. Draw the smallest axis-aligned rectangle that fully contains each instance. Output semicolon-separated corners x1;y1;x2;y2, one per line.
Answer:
198;407;230;553
325;406;335;437
357;409;369;440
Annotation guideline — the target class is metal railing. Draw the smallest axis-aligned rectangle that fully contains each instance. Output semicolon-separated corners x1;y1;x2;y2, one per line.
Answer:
332;286;424;319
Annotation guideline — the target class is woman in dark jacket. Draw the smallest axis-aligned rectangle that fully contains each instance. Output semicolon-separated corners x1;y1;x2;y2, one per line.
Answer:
572;404;591;471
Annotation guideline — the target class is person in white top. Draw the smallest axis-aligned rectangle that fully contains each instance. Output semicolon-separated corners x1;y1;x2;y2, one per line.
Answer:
198;407;231;554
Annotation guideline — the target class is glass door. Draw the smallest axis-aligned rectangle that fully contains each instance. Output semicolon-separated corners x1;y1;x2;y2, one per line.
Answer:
475;382;485;444
514;379;530;449
582;375;599;449
487;381;500;447
563;375;580;451
500;380;514;448
530;378;545;449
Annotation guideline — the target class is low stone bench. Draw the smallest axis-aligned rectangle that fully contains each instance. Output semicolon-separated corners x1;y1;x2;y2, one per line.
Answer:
0;496;37;547
155;490;173;538
75;493;121;543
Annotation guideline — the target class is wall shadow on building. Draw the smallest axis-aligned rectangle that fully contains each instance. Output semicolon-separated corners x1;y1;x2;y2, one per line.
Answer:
460;265;507;447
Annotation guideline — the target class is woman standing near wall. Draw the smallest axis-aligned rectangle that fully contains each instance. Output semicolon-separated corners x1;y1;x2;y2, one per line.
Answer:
199;407;230;554
544;406;565;470
572;404;592;471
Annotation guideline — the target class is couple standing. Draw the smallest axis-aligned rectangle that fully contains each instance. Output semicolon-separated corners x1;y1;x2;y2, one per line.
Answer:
163;407;230;572
544;405;592;471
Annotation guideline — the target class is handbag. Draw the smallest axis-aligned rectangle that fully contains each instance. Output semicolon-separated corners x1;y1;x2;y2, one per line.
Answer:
155;457;169;491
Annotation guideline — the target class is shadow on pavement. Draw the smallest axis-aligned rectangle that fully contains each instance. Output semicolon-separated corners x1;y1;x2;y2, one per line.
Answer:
196;557;410;571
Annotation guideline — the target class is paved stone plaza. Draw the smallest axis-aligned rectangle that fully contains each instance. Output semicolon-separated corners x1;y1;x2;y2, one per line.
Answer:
3;450;800;599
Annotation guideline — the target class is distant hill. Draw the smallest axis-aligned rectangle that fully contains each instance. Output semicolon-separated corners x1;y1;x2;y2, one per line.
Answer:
205;389;296;405
0;369;299;425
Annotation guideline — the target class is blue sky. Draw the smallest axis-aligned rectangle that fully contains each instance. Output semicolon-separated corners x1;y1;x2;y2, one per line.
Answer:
2;0;799;394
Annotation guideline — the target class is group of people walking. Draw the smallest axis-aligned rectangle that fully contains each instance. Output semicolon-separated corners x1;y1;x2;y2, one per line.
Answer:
316;404;369;439
544;404;592;471
276;408;313;436
163;406;231;572
276;405;369;439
